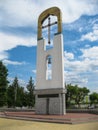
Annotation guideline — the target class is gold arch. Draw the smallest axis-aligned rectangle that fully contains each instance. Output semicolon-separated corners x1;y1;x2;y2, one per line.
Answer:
38;7;62;40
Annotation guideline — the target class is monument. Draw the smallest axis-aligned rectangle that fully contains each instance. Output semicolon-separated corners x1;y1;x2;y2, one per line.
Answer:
34;7;66;115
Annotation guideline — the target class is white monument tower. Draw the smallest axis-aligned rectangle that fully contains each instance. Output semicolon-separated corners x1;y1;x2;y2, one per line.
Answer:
34;7;66;115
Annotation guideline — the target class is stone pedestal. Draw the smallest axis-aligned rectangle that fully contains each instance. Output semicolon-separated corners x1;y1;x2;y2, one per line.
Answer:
34;88;66;115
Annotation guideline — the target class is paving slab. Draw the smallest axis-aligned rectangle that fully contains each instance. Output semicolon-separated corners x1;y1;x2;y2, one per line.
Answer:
0;111;98;124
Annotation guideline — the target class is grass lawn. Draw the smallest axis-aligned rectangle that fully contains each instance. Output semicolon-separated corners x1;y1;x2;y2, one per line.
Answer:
0;118;98;130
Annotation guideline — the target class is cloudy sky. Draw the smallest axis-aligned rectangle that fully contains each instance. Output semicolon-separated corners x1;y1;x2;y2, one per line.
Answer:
0;0;98;92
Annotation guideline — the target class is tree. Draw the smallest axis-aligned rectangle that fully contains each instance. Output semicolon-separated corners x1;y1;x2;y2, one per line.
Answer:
26;77;35;108
0;61;8;107
7;85;15;107
66;84;75;107
66;84;90;108
7;77;26;107
16;86;25;107
90;92;98;105
12;77;19;107
22;91;28;107
74;87;90;108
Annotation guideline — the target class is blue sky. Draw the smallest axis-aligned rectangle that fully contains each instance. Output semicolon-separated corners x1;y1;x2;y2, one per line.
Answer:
0;0;98;92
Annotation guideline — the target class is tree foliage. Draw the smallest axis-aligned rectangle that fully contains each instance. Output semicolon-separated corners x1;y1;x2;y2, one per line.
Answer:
7;77;26;108
26;77;35;108
0;61;8;107
7;85;15;107
7;76;35;108
66;84;90;108
90;92;98;104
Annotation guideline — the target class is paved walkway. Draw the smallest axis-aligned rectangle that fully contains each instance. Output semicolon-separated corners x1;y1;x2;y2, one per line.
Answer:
0;118;98;130
0;111;98;124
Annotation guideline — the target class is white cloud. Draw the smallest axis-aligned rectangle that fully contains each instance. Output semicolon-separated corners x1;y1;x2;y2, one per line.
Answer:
65;58;90;75
32;70;36;74
64;70;88;87
81;22;98;42
64;51;74;60
93;23;98;30
0;0;40;27
65;47;98;73
0;0;98;27
81;29;98;41
0;32;36;52
3;59;26;66
64;46;98;90
0;32;34;66
84;44;91;48
0;32;33;65
0;51;9;60
81;46;98;60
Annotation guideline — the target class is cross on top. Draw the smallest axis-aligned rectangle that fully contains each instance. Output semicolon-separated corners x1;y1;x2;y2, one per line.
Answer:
42;16;57;44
